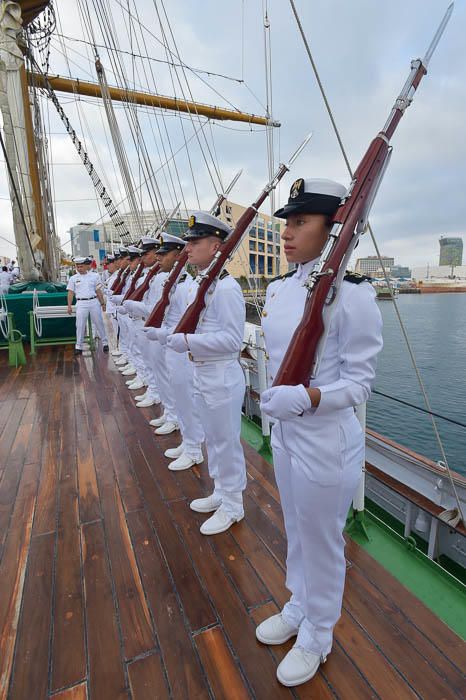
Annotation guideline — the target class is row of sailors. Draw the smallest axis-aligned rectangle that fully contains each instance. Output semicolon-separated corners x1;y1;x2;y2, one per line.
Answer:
72;179;382;688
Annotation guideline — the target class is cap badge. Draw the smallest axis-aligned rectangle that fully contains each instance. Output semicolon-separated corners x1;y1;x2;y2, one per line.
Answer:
188;215;196;228
290;178;303;199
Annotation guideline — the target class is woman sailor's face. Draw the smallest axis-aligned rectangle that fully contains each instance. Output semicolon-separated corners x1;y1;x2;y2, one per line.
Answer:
281;213;329;264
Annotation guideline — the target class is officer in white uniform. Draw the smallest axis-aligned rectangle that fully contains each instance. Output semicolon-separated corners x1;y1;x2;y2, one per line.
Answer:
166;212;247;536
255;179;383;687
67;256;109;355
142;232;205;466
106;248;130;356
0;266;12;294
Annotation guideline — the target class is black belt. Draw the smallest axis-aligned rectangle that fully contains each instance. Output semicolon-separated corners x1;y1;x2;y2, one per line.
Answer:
76;296;97;300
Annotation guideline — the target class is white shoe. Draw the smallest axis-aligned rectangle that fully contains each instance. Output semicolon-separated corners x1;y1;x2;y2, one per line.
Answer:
122;366;137;376
164;443;184;459
135;391;148;401
168;453;204;472
111;349;123;357
190;493;223;514
128;379;145;390
136;397;158;408
118;363;133;373
126;375;140;385
154;421;179;435
149;413;166;427
255;614;299;645
276;645;326;687
200;507;243;535
115;355;127;366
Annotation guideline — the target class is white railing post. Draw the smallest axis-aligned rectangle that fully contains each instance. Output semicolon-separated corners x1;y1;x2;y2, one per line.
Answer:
353;402;367;512
255;328;270;440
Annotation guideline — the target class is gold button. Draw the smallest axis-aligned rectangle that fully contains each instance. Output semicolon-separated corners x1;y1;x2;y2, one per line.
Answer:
261;310;268;317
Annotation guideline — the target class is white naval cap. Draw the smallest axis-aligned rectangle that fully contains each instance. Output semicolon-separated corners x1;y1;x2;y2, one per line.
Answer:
157;232;186;253
73;256;93;265
274;178;347;219
127;245;143;258
139;236;160;252
183;211;232;241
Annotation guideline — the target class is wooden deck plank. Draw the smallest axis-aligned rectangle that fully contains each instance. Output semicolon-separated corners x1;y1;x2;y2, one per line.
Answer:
126;510;209;700
0;461;39;700
194;627;251;700
82;521;128;700
51;399;86;693
0;424;30;554
32;428;60;536
8;532;55;700
0;399;27;480
52;682;88;699
76;413;101;525
127;654;169;700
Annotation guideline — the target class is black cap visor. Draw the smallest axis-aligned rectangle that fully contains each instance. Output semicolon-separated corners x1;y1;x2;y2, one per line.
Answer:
274;193;342;219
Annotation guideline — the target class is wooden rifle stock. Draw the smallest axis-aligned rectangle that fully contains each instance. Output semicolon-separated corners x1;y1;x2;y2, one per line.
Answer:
112;265;131;294
144;251;188;328
128;262;160;301
122;262;144;302
110;267;123;292
273;6;452;387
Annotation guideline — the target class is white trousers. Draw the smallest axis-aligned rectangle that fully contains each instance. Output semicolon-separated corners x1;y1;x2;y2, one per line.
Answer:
271;413;363;656
146;341;177;423
193;359;246;516
75;299;107;349
165;348;204;458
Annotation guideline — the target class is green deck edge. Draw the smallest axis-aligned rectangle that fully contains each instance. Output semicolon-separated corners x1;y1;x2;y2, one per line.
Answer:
241;415;466;640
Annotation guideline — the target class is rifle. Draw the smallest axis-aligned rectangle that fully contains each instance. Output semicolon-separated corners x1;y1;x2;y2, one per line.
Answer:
273;4;453;387
127;202;181;302
174;134;312;334
112;264;131;294
122;261;144;302
145;170;243;328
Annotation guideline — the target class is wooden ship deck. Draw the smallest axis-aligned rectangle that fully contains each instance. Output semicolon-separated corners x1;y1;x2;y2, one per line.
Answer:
0;346;464;699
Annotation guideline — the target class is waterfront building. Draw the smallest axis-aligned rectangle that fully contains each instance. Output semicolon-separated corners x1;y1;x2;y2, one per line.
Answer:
439;236;463;266
391;265;411;278
355;255;394;275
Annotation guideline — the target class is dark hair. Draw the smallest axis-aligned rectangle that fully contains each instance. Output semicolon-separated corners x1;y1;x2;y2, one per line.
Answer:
2;266;7;272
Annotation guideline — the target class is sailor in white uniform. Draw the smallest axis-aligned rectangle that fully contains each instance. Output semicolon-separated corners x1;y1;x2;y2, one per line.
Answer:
67;256;109;355
166;212;247;536
120;236;166;405
255;179;383;687
0;266;12;294
142;232;205;465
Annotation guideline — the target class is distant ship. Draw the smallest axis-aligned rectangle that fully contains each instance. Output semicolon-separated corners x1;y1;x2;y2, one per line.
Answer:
416;277;466;293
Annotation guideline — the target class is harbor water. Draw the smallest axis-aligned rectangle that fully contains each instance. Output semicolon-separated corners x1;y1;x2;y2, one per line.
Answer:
246;292;466;476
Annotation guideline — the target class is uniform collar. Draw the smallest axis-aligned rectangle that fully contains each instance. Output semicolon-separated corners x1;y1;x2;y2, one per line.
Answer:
295;257;320;280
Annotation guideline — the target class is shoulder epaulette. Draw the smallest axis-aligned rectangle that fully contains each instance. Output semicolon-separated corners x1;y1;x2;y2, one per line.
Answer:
178;272;188;283
270;268;297;283
344;271;372;284
219;269;230;280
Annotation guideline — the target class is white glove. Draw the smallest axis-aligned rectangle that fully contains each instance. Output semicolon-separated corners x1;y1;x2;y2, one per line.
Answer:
112;294;124;306
117;305;128;315
142;327;169;345
260;384;312;421
166;333;189;353
142;326;161;342
123;300;146;318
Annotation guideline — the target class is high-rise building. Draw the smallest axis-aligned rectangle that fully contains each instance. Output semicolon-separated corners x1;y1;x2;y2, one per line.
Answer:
439;237;463;267
355;255;394;276
69;223;107;262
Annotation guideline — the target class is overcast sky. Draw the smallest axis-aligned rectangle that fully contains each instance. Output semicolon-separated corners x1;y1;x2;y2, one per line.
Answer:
0;0;464;270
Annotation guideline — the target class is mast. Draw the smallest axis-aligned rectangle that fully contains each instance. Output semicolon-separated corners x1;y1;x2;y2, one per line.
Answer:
0;0;41;279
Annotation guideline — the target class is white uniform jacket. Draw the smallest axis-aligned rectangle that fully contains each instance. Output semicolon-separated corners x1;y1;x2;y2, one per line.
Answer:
184;273;245;361
67;271;103;299
262;260;383;485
